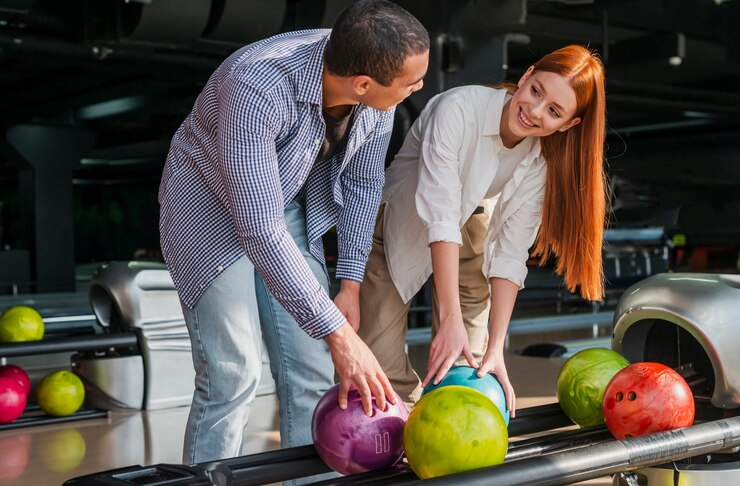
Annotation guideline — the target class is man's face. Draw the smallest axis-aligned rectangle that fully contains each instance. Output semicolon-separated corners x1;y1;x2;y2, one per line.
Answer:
360;50;429;112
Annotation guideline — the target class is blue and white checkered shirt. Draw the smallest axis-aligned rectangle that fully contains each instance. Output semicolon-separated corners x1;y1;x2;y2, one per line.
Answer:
159;30;394;338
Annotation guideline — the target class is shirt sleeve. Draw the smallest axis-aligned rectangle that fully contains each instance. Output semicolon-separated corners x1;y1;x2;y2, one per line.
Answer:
334;109;394;282
484;165;546;289
415;93;466;246
215;75;345;338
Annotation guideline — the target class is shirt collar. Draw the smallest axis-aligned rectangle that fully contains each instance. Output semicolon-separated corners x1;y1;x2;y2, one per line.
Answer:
482;88;509;136
296;33;330;105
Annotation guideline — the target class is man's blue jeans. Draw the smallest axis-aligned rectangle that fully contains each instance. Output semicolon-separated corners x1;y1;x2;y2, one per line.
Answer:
181;199;335;464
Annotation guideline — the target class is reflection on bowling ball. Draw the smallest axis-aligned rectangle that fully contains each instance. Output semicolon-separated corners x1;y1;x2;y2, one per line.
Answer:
603;362;695;439
36;370;85;417
404;386;508;479
0;364;32;397
0;434;31;481
38;429;87;473
0;306;45;342
423;365;510;425
311;384;408;475
557;348;630;427
0;377;27;423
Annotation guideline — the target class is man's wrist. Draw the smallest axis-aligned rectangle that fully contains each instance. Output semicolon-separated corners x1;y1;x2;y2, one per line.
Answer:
324;322;351;346
339;279;361;295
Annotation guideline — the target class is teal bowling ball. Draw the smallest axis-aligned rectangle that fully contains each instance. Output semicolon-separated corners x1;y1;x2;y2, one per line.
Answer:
423;366;509;425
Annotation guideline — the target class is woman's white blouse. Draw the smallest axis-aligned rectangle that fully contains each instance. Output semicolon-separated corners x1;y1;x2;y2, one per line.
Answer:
381;85;547;303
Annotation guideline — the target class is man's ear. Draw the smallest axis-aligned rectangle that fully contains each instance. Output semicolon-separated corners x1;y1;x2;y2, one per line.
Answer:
558;116;581;132
352;75;373;96
517;65;535;88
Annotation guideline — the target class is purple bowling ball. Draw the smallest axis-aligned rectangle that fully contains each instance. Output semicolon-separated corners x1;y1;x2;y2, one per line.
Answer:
311;384;409;475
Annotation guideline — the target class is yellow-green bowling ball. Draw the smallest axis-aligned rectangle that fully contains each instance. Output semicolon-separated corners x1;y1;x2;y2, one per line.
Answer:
36;370;85;417
0;306;44;342
403;386;508;479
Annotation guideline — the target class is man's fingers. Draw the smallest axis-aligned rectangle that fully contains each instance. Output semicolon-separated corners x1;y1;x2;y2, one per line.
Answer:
379;372;396;406
368;376;386;412
338;379;351;410
355;378;374;416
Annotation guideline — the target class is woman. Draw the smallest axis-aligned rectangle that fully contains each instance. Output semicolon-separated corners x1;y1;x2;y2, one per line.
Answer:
358;45;607;417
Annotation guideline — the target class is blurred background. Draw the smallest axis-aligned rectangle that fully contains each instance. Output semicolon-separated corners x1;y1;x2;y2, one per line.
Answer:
1;0;738;312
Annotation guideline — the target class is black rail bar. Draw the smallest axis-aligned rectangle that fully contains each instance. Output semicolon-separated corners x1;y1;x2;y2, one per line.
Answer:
392;416;740;486
0;408;109;432
0;332;138;358
63;404;577;486
307;426;614;485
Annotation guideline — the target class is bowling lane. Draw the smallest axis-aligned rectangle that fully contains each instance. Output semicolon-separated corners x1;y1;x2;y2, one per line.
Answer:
2;349;613;485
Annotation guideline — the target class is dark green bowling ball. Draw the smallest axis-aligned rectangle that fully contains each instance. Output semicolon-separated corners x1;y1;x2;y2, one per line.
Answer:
557;348;629;427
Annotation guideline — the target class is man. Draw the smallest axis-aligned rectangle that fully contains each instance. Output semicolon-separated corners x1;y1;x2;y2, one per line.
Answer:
159;0;429;464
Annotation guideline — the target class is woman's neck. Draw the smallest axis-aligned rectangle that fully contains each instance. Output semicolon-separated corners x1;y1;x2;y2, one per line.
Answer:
499;99;525;149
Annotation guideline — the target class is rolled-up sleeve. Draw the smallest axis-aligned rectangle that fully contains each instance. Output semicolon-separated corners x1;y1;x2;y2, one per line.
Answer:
415;95;466;246
335;109;394;283
485;165;546;289
216;75;344;338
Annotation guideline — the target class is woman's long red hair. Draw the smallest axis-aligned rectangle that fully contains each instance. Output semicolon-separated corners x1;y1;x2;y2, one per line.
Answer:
530;45;607;301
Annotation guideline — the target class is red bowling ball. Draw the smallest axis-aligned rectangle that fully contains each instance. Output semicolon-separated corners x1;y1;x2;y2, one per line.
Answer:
0;364;32;397
312;385;408;475
602;362;694;440
0;377;27;423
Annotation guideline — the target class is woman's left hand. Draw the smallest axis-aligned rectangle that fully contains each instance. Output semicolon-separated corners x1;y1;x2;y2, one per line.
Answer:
477;348;516;418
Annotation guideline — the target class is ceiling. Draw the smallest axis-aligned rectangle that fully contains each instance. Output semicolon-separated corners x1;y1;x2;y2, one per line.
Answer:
1;0;739;205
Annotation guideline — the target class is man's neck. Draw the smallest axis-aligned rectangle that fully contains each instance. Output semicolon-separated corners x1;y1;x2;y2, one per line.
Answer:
322;67;358;117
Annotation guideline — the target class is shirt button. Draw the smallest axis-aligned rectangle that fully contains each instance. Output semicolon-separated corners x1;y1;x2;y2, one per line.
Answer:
314;139;320;145
216;265;224;272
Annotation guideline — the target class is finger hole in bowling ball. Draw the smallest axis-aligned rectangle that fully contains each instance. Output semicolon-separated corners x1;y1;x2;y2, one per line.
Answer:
616;392;623;402
627;391;637;401
625;434;633;438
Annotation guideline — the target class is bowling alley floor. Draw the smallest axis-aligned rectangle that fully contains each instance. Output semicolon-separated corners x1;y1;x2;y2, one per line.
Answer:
0;339;613;486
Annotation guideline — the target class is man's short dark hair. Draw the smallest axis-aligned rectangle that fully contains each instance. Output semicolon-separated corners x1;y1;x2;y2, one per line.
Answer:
325;0;429;86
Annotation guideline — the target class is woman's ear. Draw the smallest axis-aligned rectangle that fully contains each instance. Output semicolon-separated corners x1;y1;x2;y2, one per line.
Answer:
558;116;582;132
517;66;535;88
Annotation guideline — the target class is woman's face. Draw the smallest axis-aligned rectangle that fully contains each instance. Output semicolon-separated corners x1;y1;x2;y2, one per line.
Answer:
508;67;582;139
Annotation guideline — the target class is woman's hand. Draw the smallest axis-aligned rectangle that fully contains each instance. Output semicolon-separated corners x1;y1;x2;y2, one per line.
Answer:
422;315;478;388
477;347;516;418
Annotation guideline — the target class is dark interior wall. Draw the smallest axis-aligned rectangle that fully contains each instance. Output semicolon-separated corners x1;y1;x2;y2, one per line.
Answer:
0;0;739;292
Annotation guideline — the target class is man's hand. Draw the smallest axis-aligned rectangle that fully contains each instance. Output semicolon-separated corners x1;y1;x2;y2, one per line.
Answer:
334;280;361;332
324;323;396;416
422;315;478;388
477;347;516;418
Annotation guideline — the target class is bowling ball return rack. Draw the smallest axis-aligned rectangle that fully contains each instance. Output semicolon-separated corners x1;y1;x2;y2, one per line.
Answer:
64;272;740;485
62;402;740;486
1;261;278;429
0;304;135;430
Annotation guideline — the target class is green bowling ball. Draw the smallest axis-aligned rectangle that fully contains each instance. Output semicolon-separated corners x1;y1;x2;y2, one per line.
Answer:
403;386;508;479
556;348;630;427
0;306;44;343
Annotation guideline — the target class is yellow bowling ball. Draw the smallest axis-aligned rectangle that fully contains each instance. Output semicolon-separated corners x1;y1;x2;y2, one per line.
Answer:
36;370;85;417
403;386;508;479
0;306;44;342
